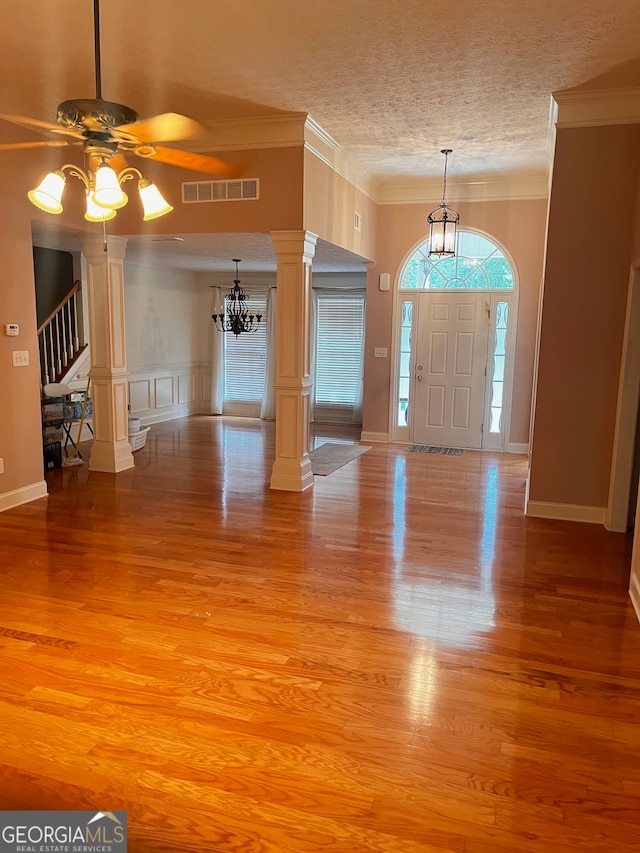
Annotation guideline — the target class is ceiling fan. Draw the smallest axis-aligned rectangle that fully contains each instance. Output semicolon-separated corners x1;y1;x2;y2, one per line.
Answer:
0;0;239;220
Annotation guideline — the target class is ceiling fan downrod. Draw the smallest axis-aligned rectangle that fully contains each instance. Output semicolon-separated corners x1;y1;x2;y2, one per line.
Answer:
93;0;102;100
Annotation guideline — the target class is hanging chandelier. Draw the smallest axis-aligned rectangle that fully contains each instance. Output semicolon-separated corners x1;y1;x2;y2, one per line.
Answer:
28;155;173;222
211;259;263;337
427;149;459;257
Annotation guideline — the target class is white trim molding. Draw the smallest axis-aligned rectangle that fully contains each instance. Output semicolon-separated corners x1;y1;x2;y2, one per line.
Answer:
508;442;529;454
0;480;48;513
526;500;606;525
195;112;308;151
554;87;640;129
360;431;389;443
128;362;209;425
630;572;640;625
304;116;377;201
377;172;549;205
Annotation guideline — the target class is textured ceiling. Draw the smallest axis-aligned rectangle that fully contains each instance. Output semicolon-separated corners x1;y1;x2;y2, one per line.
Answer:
8;0;640;269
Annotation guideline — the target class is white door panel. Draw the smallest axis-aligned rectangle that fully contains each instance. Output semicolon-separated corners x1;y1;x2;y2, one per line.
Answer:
413;294;489;448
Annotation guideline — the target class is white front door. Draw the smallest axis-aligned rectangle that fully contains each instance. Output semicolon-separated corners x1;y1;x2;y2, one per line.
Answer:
412;293;489;448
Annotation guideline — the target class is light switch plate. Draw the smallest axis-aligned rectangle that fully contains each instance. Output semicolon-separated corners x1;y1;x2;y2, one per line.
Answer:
374;347;388;358
12;350;29;366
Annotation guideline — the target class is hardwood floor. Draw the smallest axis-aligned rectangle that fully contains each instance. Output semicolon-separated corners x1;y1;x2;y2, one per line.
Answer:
1;415;639;852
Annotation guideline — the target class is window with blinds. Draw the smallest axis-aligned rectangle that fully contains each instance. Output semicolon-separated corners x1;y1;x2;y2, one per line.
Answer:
315;294;365;406
223;295;267;402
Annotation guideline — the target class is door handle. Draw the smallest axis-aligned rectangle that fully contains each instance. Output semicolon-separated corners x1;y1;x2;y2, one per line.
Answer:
416;375;424;382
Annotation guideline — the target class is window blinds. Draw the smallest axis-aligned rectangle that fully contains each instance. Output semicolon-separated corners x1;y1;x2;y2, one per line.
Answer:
223;295;268;402
314;294;365;406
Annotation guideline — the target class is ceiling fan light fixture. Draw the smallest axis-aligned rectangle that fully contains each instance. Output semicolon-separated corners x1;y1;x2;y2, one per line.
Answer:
27;170;66;214
137;178;173;221
93;163;128;209
84;189;117;222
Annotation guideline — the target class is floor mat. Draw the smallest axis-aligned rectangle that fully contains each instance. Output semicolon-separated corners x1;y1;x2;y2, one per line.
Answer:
407;445;464;455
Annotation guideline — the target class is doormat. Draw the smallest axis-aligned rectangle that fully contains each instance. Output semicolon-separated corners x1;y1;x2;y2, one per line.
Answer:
407;445;464;455
309;442;371;475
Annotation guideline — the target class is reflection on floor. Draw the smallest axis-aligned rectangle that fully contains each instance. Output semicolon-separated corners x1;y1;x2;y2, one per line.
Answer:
0;414;638;852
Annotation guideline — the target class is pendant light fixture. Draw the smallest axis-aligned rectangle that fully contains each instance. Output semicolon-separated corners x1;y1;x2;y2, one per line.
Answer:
211;259;263;337
427;149;459;257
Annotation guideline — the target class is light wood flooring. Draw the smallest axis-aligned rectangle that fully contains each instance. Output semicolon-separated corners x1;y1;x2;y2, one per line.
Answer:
0;415;639;852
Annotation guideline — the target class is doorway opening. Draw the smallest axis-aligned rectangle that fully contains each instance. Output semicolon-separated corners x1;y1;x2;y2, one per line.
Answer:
392;229;518;450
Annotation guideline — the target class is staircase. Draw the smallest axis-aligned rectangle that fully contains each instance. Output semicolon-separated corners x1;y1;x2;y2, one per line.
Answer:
37;280;88;387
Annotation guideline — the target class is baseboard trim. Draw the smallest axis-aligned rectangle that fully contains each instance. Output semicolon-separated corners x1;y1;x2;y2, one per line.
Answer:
0;480;48;513
526;499;606;525
135;402;200;426
360;431;389;443
508;442;529;454
630;572;640;625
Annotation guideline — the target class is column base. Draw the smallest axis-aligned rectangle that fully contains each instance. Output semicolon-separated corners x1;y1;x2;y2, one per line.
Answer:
270;457;314;492
89;438;135;473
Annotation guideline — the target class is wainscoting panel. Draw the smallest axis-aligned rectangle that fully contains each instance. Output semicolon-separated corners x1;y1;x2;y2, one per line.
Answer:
154;376;175;409
178;373;196;405
129;378;152;415
128;364;208;425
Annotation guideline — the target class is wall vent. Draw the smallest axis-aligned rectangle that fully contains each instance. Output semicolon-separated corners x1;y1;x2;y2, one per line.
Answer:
354;211;362;231
182;178;259;204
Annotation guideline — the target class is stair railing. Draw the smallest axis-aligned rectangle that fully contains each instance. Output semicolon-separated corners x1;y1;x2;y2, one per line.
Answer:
37;280;86;387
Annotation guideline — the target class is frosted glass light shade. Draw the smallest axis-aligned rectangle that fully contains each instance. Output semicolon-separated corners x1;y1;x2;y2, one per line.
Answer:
138;179;173;220
85;190;117;222
93;164;128;209
27;171;66;214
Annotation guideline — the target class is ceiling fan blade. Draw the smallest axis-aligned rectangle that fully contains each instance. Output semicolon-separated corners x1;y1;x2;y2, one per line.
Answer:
113;113;205;145
136;146;243;177
0;140;70;151
0;112;84;140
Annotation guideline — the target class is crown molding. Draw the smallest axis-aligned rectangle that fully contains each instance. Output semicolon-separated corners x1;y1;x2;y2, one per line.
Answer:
194;113;308;151
191;112;378;200
188;113;549;204
303;115;378;200
553;87;640;128
376;172;549;205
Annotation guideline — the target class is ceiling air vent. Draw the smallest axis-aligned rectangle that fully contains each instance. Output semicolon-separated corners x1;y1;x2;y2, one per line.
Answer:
182;178;259;204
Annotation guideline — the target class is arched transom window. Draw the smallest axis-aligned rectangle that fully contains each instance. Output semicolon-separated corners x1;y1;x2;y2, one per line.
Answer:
400;230;514;290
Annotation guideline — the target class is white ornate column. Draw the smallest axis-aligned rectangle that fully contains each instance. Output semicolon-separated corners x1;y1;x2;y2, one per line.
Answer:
270;230;317;491
80;234;134;473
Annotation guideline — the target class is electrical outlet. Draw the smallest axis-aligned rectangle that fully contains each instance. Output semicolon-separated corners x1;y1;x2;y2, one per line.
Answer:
12;350;29;367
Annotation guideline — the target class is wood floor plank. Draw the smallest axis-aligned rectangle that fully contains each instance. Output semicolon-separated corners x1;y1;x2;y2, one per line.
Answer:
0;415;639;851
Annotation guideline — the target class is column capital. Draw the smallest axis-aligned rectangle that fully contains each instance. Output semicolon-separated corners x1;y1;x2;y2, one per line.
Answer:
80;233;129;262
271;230;318;262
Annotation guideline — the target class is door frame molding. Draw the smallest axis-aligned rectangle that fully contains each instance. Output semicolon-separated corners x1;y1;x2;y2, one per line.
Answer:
389;228;520;451
606;261;640;532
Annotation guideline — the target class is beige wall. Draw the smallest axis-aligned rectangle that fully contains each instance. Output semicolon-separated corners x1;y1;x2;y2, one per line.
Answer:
529;123;640;509
303;150;377;261
111;146;305;236
0;164;49;505
362;198;548;441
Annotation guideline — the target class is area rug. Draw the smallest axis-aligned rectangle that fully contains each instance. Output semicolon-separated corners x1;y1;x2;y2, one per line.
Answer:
309;442;371;475
407;445;464;455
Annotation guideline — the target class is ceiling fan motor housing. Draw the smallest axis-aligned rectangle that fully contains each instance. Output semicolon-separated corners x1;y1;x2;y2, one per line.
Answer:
57;99;139;132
